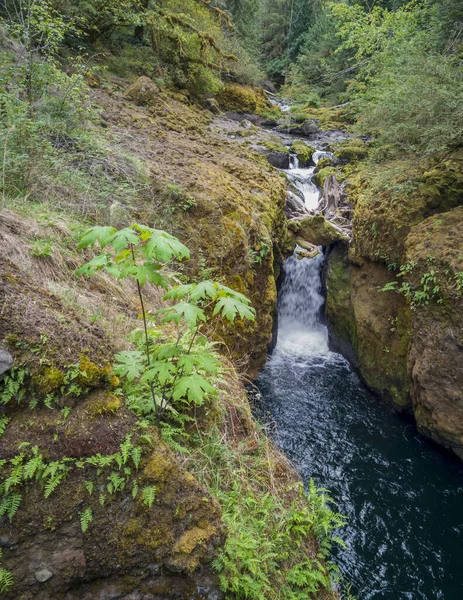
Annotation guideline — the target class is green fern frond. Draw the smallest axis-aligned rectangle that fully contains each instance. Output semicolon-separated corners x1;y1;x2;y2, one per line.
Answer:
142;486;156;508
0;417;9;437
80;508;93;533
0;568;14;593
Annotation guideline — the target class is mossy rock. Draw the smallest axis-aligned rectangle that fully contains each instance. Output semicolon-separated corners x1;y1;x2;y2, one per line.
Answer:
288;215;349;247
215;83;269;114
124;76;159;106
262;136;289;155
32;366;65;395
334;140;368;162
403;206;463;455
313;166;337;188
290;141;315;167
85;391;122;417
325;246;412;410
77;354;113;389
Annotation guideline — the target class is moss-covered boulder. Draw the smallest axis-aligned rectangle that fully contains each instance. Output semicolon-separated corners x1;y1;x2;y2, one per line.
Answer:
313;166;338;188
301;121;320;136
290;141;315;167
124;76;159;106
288;215;350;247
215;83;270;114
334;140;368;163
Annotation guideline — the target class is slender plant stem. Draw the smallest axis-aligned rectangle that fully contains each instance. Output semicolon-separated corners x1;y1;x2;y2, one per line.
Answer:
130;243;158;419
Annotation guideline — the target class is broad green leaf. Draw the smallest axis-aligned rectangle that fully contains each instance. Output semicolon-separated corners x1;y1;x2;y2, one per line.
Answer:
141;361;176;385
159;303;206;326
143;263;169;288
110;227;139;252
189;280;219;302
76;254;111;276
155;345;183;360
143;231;190;262
213;297;256;322
173;374;217;404
114;351;145;382
105;264;123;278
177;352;220;375
78;226;116;250
163;284;195;301
217;283;252;305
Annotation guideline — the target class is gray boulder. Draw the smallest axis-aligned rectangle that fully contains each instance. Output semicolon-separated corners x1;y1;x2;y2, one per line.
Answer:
302;121;320;136
0;349;13;377
265;151;290;169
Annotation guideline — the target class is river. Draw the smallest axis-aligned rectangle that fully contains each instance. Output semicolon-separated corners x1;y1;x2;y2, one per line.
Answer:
256;249;463;599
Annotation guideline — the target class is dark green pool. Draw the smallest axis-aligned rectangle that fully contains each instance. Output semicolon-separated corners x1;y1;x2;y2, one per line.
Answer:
256;252;463;599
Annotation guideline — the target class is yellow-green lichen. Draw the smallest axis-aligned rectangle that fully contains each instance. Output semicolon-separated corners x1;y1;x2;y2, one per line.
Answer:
32;366;65;395
85;392;122;417
77;355;112;389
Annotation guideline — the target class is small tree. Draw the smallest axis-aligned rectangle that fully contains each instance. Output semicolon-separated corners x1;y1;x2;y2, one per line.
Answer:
77;224;255;422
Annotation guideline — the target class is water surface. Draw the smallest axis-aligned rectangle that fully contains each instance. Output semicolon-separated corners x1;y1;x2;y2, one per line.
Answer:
256;252;463;599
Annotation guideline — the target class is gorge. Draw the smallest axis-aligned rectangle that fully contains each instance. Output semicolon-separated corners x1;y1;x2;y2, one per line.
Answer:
0;0;462;598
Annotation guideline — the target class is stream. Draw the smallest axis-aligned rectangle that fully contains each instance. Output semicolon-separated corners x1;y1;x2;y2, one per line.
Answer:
256;229;463;596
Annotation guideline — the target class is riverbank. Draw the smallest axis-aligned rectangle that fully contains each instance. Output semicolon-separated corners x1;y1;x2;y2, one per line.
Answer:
0;74;343;599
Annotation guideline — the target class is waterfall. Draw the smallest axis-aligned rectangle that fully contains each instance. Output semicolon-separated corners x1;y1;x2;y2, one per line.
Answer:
275;252;330;357
284;149;333;212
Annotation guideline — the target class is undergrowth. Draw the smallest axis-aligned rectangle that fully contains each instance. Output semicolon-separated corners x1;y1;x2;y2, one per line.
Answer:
182;421;346;600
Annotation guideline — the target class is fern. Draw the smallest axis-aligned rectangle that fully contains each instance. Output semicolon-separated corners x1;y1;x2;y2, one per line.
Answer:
0;494;22;521
0;417;9;437
131;447;142;470
23;448;44;480
44;472;66;498
132;481;139;499
142;486;156;508
120;434;133;465
106;472;125;495
4;459;25;492
0;367;28;405
80;508;93;533
0;567;14;593
84;481;94;495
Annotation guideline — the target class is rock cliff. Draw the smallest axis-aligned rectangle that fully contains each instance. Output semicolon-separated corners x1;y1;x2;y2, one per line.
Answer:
325;155;463;458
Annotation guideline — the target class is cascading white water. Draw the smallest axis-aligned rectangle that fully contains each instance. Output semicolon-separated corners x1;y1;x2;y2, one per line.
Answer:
276;251;330;357
285;149;333;212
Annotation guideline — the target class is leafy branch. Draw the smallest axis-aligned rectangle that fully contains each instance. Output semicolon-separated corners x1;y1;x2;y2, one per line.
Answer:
77;224;255;422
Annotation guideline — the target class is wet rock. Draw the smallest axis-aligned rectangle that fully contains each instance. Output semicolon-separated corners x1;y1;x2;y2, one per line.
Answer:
265;151;290;169
0;348;13;377
295;238;320;260
302;121;320;136
288;214;350;247
124;76;159;106
290;141;315;167
285;191;309;219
